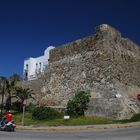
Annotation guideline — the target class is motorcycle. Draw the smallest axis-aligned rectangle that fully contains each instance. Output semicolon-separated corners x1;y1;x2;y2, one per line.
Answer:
0;120;16;132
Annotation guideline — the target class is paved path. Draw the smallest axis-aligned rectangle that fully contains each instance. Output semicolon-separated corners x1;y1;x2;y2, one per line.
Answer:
0;126;140;140
16;121;140;131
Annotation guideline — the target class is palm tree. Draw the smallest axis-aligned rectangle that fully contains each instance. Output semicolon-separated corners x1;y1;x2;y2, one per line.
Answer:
0;77;7;119
15;87;34;109
9;73;22;82
15;87;34;125
5;79;17;111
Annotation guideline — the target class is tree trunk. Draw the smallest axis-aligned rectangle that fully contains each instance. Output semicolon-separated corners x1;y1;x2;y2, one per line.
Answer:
5;96;12;111
0;92;4;119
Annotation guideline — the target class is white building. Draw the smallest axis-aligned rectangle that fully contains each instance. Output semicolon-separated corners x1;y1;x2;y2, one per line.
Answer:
23;46;55;80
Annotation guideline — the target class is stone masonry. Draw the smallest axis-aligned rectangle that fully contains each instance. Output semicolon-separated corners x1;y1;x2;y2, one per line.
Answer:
22;24;140;120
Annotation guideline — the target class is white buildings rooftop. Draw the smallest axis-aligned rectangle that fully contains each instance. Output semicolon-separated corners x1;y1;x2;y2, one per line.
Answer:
23;46;55;80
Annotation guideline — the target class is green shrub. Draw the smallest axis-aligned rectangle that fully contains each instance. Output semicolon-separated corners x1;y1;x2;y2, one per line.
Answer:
130;113;140;122
32;106;62;120
66;91;91;117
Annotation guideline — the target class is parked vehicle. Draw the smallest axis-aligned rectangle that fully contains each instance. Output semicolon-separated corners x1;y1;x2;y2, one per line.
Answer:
0;120;16;132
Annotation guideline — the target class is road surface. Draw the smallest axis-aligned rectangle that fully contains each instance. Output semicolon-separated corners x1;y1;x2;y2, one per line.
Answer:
0;126;140;140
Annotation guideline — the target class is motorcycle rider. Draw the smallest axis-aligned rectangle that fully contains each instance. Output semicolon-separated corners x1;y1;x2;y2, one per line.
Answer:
0;111;15;131
6;111;12;122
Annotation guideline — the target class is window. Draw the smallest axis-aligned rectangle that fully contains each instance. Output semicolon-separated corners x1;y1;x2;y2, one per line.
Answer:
26;64;28;70
36;63;38;73
25;64;28;80
39;62;42;72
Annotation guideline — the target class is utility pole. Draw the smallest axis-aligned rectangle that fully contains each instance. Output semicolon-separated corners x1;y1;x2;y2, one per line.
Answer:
22;100;27;126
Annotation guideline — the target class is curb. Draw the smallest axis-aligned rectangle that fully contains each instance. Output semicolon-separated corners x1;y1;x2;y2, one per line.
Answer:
16;122;140;132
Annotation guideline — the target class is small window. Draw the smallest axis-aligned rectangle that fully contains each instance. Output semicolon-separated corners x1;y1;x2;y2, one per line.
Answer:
39;62;41;72
26;64;28;70
36;63;38;73
36;63;38;68
39;62;41;68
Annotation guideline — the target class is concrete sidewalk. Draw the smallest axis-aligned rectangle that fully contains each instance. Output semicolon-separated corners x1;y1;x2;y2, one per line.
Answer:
16;122;140;131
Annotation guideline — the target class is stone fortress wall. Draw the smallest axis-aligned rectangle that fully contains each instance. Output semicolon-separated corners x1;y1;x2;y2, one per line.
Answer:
22;24;140;119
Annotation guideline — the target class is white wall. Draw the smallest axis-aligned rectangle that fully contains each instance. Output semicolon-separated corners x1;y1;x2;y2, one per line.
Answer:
23;46;55;80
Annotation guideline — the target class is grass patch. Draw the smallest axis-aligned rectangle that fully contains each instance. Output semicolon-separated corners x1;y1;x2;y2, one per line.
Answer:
111;113;140;124
13;112;140;126
44;116;111;126
13;112;112;126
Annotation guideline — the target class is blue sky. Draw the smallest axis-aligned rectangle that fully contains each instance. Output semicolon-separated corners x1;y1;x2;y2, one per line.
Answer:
0;0;140;77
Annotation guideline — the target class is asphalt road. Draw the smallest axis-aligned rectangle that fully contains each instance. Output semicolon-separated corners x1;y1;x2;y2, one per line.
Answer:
0;126;140;140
